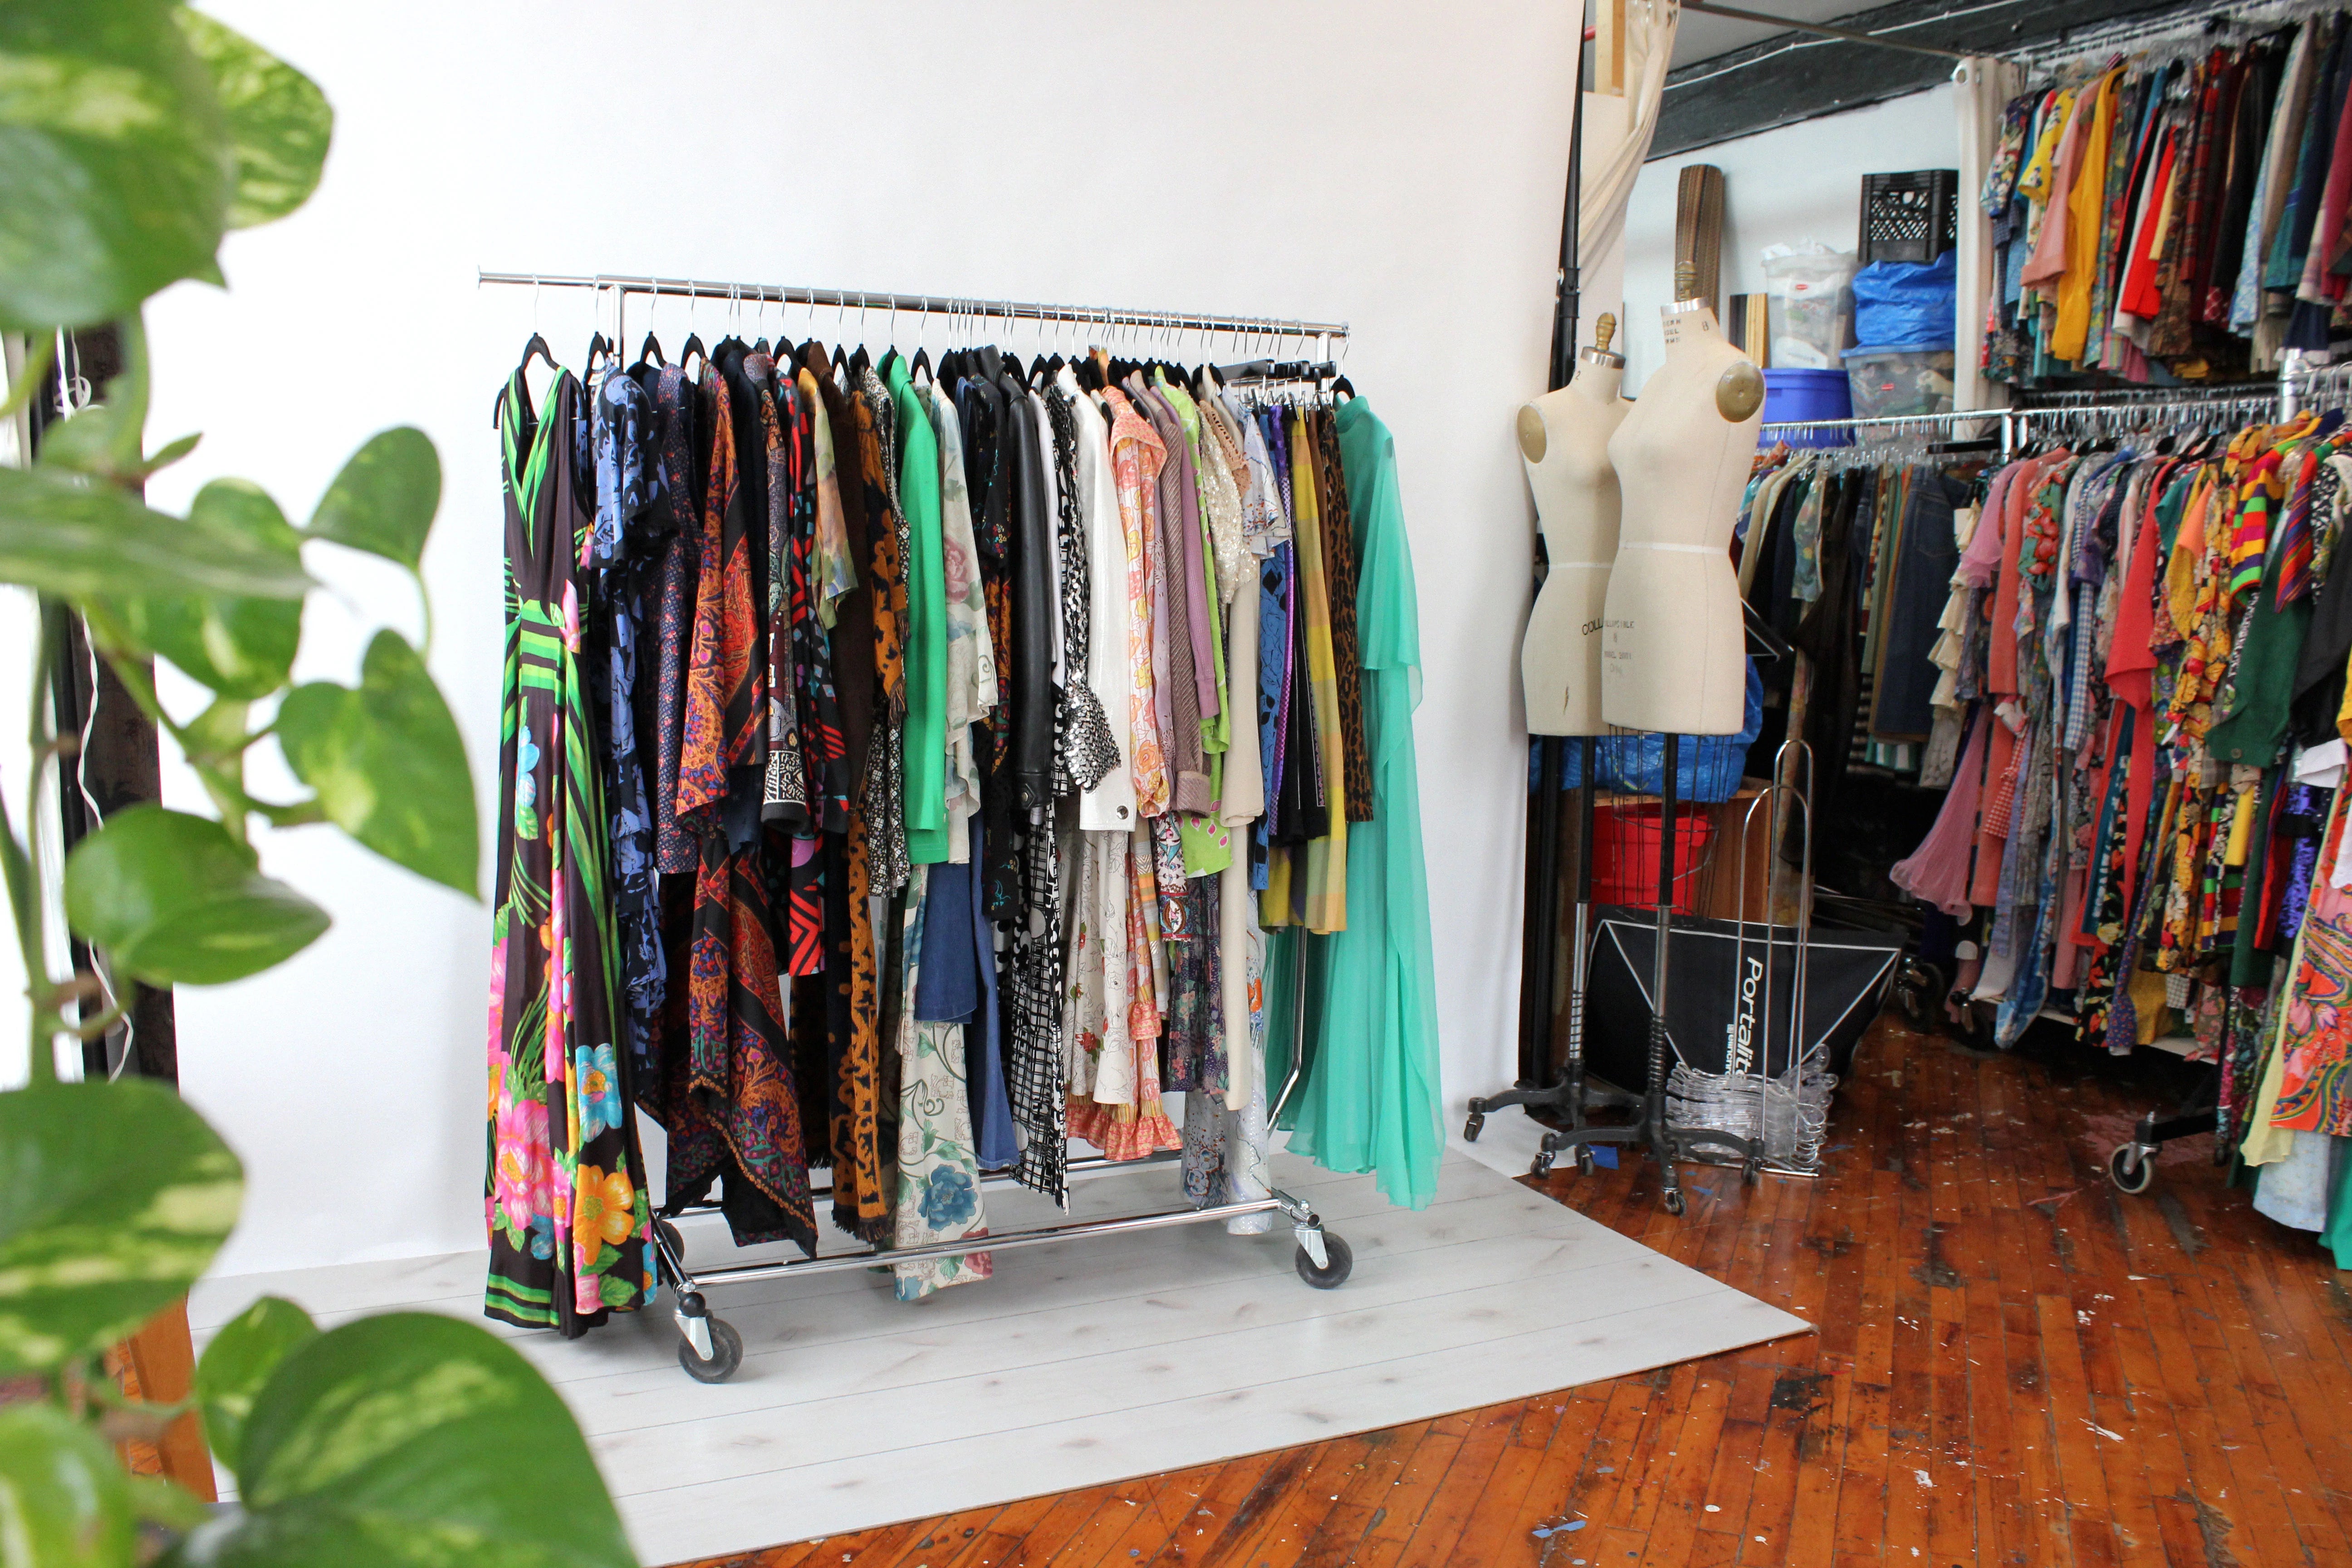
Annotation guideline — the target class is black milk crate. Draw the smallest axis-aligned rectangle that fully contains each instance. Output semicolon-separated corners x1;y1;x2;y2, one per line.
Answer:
1860;169;1960;266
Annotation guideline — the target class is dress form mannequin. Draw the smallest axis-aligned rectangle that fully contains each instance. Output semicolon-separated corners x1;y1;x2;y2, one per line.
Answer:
1599;298;1762;735
1519;314;1629;736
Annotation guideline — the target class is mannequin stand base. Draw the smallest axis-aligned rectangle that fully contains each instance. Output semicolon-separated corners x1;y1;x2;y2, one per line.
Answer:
1465;1079;1769;1214
1465;1068;1641;1177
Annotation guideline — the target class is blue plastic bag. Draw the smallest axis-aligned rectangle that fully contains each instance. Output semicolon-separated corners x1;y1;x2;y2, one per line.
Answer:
1531;657;1762;804
1852;251;1956;351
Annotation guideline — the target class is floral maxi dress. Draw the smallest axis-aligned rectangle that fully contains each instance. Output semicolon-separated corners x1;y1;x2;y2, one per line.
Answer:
486;364;653;1333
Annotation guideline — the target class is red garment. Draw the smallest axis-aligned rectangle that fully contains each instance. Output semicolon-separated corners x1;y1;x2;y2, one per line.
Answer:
2118;132;2177;319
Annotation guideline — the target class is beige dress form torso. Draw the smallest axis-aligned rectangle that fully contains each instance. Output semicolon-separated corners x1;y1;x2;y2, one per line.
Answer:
1600;301;1760;736
1519;344;1628;736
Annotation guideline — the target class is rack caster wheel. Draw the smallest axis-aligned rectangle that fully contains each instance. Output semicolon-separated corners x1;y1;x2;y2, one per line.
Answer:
2107;1144;2155;1196
677;1317;743;1382
1661;1187;1687;1217
1531;1147;1556;1179
654;1218;684;1257
1464;1111;1486;1142
1895;958;1944;1031
1742;1156;1763;1188
1295;1233;1354;1289
1577;1146;1597;1176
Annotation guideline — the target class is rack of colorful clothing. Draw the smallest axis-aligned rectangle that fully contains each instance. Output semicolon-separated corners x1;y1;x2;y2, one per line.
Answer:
475;268;1445;1379
1977;4;2352;392
1881;372;2352;1266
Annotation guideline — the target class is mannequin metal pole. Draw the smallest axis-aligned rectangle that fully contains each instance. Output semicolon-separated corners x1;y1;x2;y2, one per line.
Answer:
1522;738;1565;1085
1648;736;1688;1215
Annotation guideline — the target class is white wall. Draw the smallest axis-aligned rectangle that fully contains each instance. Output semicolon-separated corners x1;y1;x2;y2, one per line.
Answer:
144;1;1577;1276
1618;84;1960;392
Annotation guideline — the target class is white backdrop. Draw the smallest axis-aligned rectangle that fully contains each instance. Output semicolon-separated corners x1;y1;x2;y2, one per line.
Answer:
132;1;1578;1276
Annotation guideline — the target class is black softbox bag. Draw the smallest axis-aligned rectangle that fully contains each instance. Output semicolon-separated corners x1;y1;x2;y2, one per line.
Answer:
1581;907;1902;1090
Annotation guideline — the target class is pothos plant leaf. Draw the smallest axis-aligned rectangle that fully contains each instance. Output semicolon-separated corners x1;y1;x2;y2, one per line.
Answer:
0;463;314;601
0;1401;137;1567
64;805;330;986
0;0;230;330
167;1314;636;1568
192;1295;318;1477
305;426;441;569
104;477;305;699
173;8;330;230
0;1078;242;1375
277;630;477;897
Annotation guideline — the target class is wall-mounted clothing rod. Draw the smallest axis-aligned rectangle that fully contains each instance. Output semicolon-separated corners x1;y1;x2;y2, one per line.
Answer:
476;269;1348;346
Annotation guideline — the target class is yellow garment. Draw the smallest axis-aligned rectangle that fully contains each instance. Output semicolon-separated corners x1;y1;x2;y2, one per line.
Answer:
2223;783;2261;867
2166;466;2210;638
2017;88;2074;201
2052;72;2119;363
2125;968;2170;1046
1291;419;1348;934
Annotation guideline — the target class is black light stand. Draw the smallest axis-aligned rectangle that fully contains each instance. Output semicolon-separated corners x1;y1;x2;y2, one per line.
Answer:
1465;19;1764;1208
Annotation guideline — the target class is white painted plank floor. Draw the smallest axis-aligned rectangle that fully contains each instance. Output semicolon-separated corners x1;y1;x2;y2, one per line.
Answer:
190;1147;1809;1566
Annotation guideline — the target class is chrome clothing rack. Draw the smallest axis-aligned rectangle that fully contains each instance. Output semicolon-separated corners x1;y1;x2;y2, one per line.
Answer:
652;1039;1348;1382
1757;348;2315;453
477;269;1348;358
481;266;1358;1378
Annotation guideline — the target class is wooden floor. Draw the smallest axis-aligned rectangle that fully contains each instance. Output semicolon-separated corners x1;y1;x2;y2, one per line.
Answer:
671;1011;2352;1568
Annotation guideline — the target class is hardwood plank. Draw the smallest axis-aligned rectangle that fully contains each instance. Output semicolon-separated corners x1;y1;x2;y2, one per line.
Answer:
655;1014;2352;1568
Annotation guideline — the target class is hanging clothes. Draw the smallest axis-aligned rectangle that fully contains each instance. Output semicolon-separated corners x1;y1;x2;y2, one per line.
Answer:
485;323;1437;1331
487;361;652;1334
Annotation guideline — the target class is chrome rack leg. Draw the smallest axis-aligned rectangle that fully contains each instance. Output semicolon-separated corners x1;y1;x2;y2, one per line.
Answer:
650;1218;715;1360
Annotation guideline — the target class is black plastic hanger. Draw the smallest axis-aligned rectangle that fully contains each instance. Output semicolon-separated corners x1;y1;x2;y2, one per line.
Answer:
679;333;708;379
633;332;666;372
585;332;613;374
911;344;932;380
520;332;561;376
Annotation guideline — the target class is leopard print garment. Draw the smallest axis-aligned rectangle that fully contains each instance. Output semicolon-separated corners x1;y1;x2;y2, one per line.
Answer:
1314;409;1374;823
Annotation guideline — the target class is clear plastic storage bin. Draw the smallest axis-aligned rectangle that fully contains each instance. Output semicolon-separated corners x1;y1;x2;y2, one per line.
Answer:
1844;345;1955;426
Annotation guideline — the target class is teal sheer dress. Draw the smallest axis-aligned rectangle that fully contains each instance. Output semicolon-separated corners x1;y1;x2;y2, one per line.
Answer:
1269;398;1445;1209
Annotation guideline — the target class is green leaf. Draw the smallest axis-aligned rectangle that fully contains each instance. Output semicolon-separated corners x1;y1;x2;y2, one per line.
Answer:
192;1295;317;1476
0;1078;242;1374
0;1402;136;1567
170;1314;634;1568
0;465;315;601
305;427;439;569
0;0;231;330
130;1473;213;1534
64;805;330;985
277;631;476;897
107;478;304;698
173;9;328;230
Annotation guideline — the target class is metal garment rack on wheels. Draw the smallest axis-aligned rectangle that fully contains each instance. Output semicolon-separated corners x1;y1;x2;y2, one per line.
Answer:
480;265;1356;1382
1760;358;2344;1200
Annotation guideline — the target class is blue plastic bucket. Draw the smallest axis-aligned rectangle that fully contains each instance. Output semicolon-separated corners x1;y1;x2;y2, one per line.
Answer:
1761;368;1852;447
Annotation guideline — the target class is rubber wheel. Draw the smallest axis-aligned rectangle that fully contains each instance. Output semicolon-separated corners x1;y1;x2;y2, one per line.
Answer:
1295;1234;1354;1289
1576;1146;1597;1177
1662;1187;1687;1217
677;1318;744;1383
2108;1144;2155;1196
1530;1147;1556;1179
1743;1156;1763;1187
1896;960;1944;1030
1464;1112;1485;1142
654;1219;684;1258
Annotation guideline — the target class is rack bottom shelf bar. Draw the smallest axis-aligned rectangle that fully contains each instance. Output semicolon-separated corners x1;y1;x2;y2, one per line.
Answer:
649;1183;1353;1382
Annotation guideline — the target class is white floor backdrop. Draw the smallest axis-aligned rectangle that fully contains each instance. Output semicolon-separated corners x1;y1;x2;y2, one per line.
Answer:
191;1149;1808;1564
128;0;1574;1279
